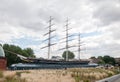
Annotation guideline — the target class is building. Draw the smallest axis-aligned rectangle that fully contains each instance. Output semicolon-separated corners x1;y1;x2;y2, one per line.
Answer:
51;56;64;61
115;58;120;66
90;57;101;64
0;46;7;70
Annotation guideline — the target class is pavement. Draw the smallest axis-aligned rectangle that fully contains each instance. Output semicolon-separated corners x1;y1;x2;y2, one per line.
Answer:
114;77;120;82
96;74;120;82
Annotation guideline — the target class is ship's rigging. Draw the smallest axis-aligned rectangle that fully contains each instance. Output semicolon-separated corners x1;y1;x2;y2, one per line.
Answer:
41;16;56;59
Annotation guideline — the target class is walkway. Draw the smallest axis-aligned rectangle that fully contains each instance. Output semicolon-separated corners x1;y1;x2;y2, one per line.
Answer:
114;77;120;82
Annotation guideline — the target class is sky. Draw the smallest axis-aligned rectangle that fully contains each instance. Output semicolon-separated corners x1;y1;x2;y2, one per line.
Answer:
0;0;120;59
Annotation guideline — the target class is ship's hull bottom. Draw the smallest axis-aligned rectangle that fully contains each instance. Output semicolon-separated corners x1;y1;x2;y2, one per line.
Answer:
10;63;97;70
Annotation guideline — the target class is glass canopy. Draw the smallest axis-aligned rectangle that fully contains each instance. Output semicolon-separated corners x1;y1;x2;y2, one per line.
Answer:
0;46;5;57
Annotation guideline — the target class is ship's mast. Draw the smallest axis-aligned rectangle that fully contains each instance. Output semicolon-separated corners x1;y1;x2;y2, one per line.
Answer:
59;18;75;61
48;16;52;59
41;16;56;59
77;33;86;60
65;18;69;61
78;33;81;60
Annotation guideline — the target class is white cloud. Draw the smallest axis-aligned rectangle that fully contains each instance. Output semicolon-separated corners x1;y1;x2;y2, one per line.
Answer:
0;0;120;59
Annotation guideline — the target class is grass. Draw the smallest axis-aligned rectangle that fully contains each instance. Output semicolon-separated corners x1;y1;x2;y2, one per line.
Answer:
68;68;119;82
5;75;26;82
0;70;28;82
0;71;3;78
74;76;80;82
16;70;30;77
62;71;67;76
1;68;120;82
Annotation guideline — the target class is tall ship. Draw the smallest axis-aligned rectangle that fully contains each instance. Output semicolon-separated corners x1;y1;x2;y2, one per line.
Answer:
6;17;93;70
9;55;90;70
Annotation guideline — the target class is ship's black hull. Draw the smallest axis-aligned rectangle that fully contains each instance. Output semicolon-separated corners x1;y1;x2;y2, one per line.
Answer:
9;60;95;70
32;59;90;65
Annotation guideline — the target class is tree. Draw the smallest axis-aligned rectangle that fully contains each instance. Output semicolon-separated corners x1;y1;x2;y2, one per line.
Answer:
97;56;103;60
3;44;22;66
0;43;2;46
89;55;116;65
98;60;105;64
97;56;105;64
103;55;115;65
90;56;96;59
3;44;36;66
62;50;75;60
23;48;35;58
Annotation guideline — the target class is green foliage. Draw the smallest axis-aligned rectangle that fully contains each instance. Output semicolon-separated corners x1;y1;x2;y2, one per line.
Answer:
103;55;115;65
90;56;96;59
62;50;75;60
97;56;103;60
23;48;35;58
3;44;36;66
0;44;2;46
90;55;116;65
98;60;105;64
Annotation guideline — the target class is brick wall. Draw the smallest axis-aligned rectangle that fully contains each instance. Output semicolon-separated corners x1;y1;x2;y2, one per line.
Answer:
0;57;7;70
